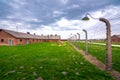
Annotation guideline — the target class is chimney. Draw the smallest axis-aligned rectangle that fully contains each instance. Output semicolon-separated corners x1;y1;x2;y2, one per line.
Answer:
27;32;30;34
34;33;36;35
50;34;53;36
55;34;57;36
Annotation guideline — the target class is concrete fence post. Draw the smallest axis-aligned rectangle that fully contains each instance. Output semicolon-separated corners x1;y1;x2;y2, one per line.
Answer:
83;29;88;55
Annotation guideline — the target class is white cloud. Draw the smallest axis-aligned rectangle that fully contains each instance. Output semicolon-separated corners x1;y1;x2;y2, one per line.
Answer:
89;5;120;19
81;5;120;39
67;4;80;9
22;17;41;22
53;17;98;30
1;1;120;39
56;17;70;27
9;0;26;9
53;10;65;17
72;4;80;8
43;5;120;39
0;20;31;31
59;0;69;4
7;15;41;22
40;25;53;31
53;11;63;14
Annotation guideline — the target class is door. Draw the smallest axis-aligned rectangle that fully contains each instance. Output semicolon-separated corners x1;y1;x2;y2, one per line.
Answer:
9;39;12;46
26;39;29;44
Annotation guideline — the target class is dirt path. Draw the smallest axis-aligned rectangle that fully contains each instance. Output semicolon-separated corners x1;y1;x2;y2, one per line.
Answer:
70;43;120;80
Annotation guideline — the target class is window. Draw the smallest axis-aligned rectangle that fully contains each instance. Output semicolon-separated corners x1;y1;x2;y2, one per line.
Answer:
20;39;22;42
1;39;4;42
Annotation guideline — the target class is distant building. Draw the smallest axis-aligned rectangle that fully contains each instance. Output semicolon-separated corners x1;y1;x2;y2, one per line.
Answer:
0;29;61;46
111;35;120;42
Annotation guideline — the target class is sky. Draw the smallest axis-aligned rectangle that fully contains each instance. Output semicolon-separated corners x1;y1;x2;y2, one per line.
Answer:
0;0;120;39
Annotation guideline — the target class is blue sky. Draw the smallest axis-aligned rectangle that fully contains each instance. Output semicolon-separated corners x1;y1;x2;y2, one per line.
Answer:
0;0;120;39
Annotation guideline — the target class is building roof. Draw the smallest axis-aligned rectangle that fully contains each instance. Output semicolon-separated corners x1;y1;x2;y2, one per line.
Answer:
112;35;120;38
0;29;40;39
0;29;60;39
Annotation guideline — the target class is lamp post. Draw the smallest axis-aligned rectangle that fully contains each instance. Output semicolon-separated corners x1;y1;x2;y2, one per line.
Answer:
69;34;72;43
70;34;73;44
74;34;77;42
82;13;112;71
73;34;77;43
83;29;88;55
70;34;74;44
77;33;80;49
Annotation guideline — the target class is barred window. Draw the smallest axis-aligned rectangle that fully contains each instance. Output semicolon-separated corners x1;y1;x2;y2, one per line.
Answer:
20;39;22;42
1;39;4;42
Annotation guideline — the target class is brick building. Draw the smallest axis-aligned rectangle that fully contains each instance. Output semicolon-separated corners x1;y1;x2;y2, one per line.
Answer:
0;29;61;46
111;35;120;42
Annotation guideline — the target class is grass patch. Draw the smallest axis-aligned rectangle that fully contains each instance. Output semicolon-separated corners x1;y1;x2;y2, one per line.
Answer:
90;40;120;45
0;42;114;80
112;42;120;45
73;41;120;72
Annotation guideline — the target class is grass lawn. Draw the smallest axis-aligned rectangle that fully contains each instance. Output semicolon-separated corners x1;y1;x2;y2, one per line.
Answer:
0;42;114;80
73;41;120;72
112;42;120;45
90;40;120;45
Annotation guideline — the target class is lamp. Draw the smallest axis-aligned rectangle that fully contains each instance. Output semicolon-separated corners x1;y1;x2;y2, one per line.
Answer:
82;13;112;71
82;16;89;20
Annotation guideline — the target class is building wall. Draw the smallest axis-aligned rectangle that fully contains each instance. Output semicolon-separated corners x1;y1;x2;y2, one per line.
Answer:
48;39;61;43
16;38;27;45
0;30;16;45
15;38;45;45
111;36;120;42
0;30;30;45
0;30;61;46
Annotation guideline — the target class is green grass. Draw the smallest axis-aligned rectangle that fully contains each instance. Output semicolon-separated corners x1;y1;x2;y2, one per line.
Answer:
112;42;120;45
91;40;120;45
73;41;120;72
0;42;114;80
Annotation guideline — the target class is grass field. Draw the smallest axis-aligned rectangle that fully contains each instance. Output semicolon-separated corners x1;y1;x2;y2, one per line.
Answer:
73;41;120;72
89;40;120;45
0;42;114;80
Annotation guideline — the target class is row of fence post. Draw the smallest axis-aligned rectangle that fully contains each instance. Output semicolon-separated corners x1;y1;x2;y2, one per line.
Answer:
68;29;88;55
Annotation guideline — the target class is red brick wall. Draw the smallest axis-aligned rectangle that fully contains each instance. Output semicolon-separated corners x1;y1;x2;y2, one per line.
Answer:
0;30;16;45
0;30;31;45
16;38;27;45
112;36;120;42
48;39;61;43
0;30;61;46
